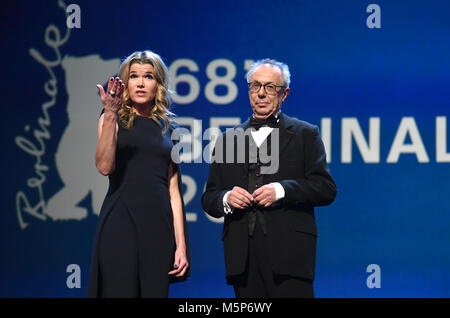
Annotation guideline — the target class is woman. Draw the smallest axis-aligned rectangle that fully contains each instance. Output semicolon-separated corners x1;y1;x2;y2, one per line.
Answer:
87;51;189;298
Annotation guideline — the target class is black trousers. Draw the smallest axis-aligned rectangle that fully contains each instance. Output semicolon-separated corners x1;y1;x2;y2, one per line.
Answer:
230;221;314;298
98;200;169;298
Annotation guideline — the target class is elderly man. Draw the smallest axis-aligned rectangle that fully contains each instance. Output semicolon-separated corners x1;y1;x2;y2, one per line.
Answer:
201;58;337;298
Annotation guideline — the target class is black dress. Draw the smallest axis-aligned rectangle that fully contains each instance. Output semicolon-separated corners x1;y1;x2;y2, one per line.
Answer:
87;115;189;298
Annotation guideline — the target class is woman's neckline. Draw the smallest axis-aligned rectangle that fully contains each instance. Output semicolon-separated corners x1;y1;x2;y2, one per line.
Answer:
135;114;163;126
135;114;153;119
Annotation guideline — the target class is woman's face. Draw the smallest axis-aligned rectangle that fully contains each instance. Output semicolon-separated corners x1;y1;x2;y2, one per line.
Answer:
127;62;158;107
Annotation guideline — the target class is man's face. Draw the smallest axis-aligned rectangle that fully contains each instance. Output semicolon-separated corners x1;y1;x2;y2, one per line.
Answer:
248;64;290;119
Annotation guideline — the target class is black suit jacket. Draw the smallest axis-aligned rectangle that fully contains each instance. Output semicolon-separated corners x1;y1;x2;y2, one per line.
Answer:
201;112;337;281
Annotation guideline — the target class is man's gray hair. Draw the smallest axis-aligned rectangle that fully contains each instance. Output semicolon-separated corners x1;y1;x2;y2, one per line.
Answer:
246;58;291;88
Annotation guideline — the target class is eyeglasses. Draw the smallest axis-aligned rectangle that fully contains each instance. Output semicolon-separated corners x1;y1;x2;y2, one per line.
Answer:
248;82;286;95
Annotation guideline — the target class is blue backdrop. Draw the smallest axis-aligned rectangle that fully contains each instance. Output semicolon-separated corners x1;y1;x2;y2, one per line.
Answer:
1;0;449;297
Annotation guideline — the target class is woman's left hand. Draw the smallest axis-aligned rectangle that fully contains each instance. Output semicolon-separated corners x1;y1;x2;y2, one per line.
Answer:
168;248;189;277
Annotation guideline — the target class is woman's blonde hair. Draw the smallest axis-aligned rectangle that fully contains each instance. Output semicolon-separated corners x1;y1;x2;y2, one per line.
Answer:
117;50;174;132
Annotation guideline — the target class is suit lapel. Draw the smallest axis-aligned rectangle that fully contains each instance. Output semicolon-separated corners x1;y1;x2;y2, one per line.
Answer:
277;112;295;156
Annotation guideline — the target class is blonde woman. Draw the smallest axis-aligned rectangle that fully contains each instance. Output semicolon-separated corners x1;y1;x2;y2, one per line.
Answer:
87;51;189;298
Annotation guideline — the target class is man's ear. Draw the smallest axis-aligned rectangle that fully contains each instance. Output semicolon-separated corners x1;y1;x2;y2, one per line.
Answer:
281;87;290;102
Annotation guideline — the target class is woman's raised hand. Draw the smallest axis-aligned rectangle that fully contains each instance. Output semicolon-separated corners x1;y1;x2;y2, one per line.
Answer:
96;77;125;114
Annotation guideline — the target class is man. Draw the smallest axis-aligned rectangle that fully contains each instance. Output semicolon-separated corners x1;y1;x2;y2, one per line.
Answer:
201;59;337;298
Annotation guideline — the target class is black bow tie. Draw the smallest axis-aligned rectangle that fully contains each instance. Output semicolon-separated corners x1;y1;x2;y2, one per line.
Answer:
249;115;279;131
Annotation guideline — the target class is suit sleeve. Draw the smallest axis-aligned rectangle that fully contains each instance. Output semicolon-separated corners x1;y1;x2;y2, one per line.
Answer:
278;126;337;207
201;135;229;218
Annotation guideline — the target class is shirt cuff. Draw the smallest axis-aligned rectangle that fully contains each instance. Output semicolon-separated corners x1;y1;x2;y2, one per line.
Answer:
271;182;285;201
222;191;233;214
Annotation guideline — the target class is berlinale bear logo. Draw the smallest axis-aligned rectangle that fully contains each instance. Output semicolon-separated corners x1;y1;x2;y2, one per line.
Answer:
46;55;120;220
